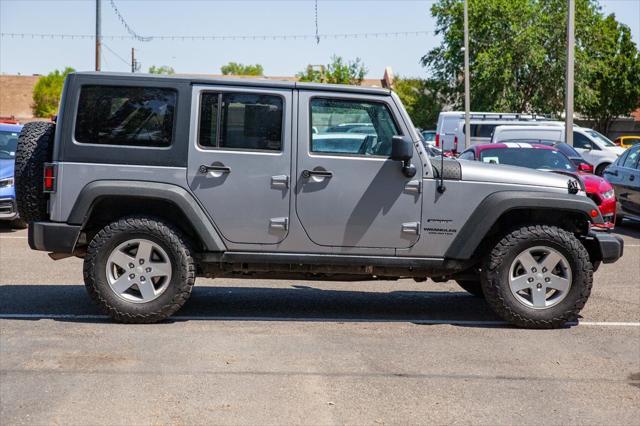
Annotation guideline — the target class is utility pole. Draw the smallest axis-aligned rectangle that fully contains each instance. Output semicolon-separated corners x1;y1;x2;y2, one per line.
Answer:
565;0;575;146
463;0;471;150
95;0;101;71
131;48;135;73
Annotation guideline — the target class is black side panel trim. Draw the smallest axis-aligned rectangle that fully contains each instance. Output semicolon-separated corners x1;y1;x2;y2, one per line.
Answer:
445;191;603;260
68;180;226;251
29;222;81;253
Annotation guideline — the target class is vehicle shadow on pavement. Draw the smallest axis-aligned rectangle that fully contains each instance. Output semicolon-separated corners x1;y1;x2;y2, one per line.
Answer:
614;221;640;239
0;284;516;327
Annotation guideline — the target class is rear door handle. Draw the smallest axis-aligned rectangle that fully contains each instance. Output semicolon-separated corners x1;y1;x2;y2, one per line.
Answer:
199;164;231;174
302;169;333;178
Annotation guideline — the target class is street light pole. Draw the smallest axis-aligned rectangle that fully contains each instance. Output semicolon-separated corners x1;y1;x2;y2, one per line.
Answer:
463;0;471;150
95;0;101;71
565;0;575;146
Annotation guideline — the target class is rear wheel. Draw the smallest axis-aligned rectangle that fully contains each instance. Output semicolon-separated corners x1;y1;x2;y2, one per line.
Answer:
83;217;195;323
481;225;593;329
595;163;610;176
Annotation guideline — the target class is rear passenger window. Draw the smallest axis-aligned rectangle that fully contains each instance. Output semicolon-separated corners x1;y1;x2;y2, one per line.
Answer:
198;93;283;151
622;147;640;168
75;85;176;147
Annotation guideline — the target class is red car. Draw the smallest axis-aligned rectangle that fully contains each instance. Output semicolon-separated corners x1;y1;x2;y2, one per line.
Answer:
458;143;616;228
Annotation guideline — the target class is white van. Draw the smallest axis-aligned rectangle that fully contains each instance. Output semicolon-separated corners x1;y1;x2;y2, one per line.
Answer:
492;125;564;144
435;111;559;152
491;124;625;175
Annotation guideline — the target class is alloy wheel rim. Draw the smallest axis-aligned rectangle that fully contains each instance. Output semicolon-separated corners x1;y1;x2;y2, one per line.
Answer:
105;239;172;303
508;246;572;310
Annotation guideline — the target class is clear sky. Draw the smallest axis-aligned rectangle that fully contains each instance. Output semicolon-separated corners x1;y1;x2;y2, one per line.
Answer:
1;0;639;79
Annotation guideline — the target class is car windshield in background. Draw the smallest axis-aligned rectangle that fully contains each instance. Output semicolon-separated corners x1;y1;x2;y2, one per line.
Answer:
422;131;436;142
479;148;576;171
0;130;19;160
586;130;616;147
530;140;583;159
623;137;640;145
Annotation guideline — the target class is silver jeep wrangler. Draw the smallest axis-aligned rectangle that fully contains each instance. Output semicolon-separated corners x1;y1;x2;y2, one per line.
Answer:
15;72;623;328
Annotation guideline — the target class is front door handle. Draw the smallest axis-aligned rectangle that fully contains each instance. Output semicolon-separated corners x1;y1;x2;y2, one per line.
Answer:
630;175;635;181
605;169;618;177
302;169;333;179
199;164;231;174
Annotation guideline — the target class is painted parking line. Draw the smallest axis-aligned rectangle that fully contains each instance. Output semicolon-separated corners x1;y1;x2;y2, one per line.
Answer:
0;313;638;327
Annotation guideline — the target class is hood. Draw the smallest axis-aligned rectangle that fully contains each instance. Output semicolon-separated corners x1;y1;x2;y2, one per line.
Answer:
459;160;576;190
606;146;626;156
579;173;612;194
0;158;14;180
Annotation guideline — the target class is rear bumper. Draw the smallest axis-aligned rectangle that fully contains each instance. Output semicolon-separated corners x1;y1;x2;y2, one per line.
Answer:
591;232;624;264
28;222;81;253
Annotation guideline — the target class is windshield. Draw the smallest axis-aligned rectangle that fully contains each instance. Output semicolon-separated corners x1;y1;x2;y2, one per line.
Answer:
586;130;616;147
479;148;576;171
0;130;19;160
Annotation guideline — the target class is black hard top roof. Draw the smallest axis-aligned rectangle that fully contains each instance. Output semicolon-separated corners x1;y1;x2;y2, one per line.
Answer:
74;72;391;96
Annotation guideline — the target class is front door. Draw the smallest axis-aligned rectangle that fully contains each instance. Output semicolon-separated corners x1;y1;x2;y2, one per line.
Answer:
188;86;292;244
295;92;422;249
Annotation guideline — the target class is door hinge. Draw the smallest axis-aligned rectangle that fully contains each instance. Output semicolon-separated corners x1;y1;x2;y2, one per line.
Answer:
404;180;422;194
401;222;420;235
271;175;289;189
269;217;289;231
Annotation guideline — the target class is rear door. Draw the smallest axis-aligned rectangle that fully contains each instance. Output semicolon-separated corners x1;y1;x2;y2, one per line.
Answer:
295;92;422;249
187;85;292;244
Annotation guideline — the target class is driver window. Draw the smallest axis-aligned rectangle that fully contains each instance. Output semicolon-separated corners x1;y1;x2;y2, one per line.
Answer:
572;132;593;150
310;98;400;156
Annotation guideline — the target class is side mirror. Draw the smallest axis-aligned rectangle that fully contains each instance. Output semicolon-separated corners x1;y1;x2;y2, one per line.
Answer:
390;136;413;161
578;162;594;173
390;136;416;177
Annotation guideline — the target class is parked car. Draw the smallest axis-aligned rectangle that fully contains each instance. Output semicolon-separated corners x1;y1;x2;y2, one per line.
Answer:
435;111;558;151
458;143;616;228
613;135;640;149
603;144;640;224
0;122;26;228
421;130;436;145
15;72;623;328
489;124;623;175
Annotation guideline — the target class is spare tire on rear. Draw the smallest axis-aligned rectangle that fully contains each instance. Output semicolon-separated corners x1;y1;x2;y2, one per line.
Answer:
14;121;55;223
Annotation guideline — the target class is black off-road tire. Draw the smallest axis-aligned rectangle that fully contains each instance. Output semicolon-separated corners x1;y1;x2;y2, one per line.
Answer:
456;280;484;297
481;225;593;329
595;163;610;177
83;217;196;323
14;121;55;223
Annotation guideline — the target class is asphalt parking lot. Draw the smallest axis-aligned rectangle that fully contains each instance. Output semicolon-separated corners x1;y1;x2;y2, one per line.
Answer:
1;223;639;425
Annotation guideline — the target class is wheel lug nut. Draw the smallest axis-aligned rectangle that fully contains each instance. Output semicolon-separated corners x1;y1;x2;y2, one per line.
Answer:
139;259;145;265
545;277;550;282
536;283;542;289
542;267;547;273
528;277;534;283
146;267;152;273
129;263;134;269
140;276;146;282
129;273;135;279
532;268;537;273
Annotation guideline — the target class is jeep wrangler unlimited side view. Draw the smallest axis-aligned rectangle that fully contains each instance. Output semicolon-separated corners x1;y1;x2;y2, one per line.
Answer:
15;72;623;328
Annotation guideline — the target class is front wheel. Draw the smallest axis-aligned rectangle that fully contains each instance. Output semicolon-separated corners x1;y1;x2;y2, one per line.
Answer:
481;225;593;329
83;217;195;323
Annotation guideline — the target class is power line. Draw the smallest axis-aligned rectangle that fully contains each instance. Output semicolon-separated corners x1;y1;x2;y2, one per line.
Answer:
108;0;152;42
102;42;130;66
0;30;430;42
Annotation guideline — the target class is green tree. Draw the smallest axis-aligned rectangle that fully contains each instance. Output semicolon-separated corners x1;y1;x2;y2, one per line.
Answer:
297;55;367;85
422;0;640;129
32;67;75;117
220;62;264;76
148;65;175;75
392;77;444;129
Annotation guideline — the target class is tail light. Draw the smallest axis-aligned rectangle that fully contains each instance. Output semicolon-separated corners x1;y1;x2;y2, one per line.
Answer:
453;135;459;154
43;163;57;193
435;133;440;147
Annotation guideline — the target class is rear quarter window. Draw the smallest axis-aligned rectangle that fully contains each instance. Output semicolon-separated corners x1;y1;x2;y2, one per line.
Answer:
74;85;177;147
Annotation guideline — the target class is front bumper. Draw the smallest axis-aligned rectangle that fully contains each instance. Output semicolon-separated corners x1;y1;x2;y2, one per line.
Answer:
28;222;81;253
589;232;624;264
0;198;18;220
